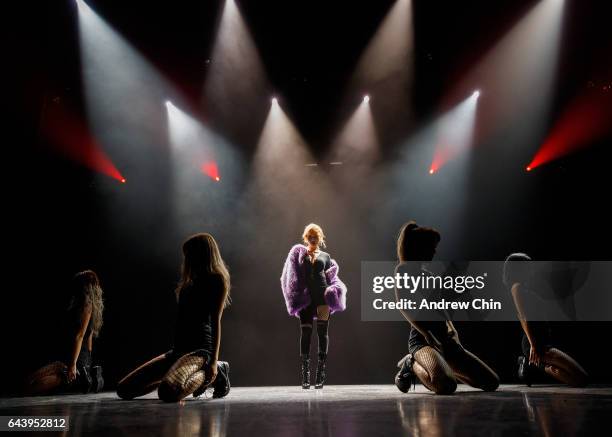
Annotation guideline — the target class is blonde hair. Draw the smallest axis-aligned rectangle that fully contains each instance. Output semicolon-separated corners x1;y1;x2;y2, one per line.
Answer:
302;223;326;248
68;270;104;338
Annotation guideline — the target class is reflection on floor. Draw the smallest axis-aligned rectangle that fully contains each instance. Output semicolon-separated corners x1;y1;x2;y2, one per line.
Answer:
1;385;611;436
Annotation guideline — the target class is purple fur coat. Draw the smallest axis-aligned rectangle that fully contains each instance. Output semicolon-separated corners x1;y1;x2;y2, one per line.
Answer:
280;244;347;317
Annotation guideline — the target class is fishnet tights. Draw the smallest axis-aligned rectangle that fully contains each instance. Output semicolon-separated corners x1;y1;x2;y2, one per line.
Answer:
25;361;67;395
158;353;206;402
413;345;499;394
117;351;207;402
542;347;588;387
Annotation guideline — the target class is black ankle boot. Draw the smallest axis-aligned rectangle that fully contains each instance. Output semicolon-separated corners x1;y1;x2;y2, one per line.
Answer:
192;361;230;398
315;354;327;389
91;366;104;393
76;365;92;394
395;354;416;393
518;355;534;387
212;361;230;399
301;355;311;389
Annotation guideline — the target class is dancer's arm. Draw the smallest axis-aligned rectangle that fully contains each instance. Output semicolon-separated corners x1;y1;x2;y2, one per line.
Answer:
510;282;541;366
445;320;460;344
207;278;227;382
87;331;93;352
394;279;442;349
67;305;92;382
394;262;449;349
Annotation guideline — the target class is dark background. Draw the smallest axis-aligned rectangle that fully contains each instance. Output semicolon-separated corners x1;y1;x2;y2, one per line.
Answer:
5;0;612;395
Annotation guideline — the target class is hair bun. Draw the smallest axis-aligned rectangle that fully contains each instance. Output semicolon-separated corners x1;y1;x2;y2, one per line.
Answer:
406;222;419;232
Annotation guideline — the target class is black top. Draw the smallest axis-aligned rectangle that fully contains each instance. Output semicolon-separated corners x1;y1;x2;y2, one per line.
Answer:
394;262;450;354
172;274;224;356
65;304;93;339
304;251;332;293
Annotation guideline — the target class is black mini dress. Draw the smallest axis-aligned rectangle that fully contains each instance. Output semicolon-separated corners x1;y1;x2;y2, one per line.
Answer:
299;251;332;321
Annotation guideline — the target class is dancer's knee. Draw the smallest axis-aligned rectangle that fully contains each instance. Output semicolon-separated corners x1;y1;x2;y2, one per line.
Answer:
430;373;457;395
545;348;589;387
157;379;183;403
414;347;457;395
415;362;457;394
480;371;500;392
116;380;135;400
557;366;588;388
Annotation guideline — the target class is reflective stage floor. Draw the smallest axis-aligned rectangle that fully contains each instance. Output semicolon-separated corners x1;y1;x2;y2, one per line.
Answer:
1;385;611;436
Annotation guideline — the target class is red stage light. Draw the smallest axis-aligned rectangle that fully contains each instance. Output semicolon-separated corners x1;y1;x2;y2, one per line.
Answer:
201;161;220;182
43;104;126;183
528;91;612;170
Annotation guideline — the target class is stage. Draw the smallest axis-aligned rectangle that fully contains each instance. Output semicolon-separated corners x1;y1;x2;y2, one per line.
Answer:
1;385;610;436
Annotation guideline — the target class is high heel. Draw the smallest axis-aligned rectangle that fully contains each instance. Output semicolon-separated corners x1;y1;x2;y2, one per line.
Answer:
517;355;534;387
315;354;327;389
301;355;311;389
91;365;104;393
212;361;231;399
395;353;416;393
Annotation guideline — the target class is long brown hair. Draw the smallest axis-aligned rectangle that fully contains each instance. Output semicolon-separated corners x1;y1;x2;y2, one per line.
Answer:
175;233;231;308
67;270;104;337
396;221;441;262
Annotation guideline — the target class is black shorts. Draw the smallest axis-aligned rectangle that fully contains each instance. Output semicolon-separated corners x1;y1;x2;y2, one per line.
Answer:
298;285;328;322
164;348;213;364
310;285;327;307
77;347;92;369
298;301;329;323
408;323;449;355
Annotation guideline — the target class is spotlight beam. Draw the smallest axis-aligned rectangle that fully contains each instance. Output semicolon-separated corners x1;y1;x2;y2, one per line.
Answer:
326;96;380;183
344;0;414;145
429;92;480;173
204;0;269;138
528;90;612;170
443;0;566;147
